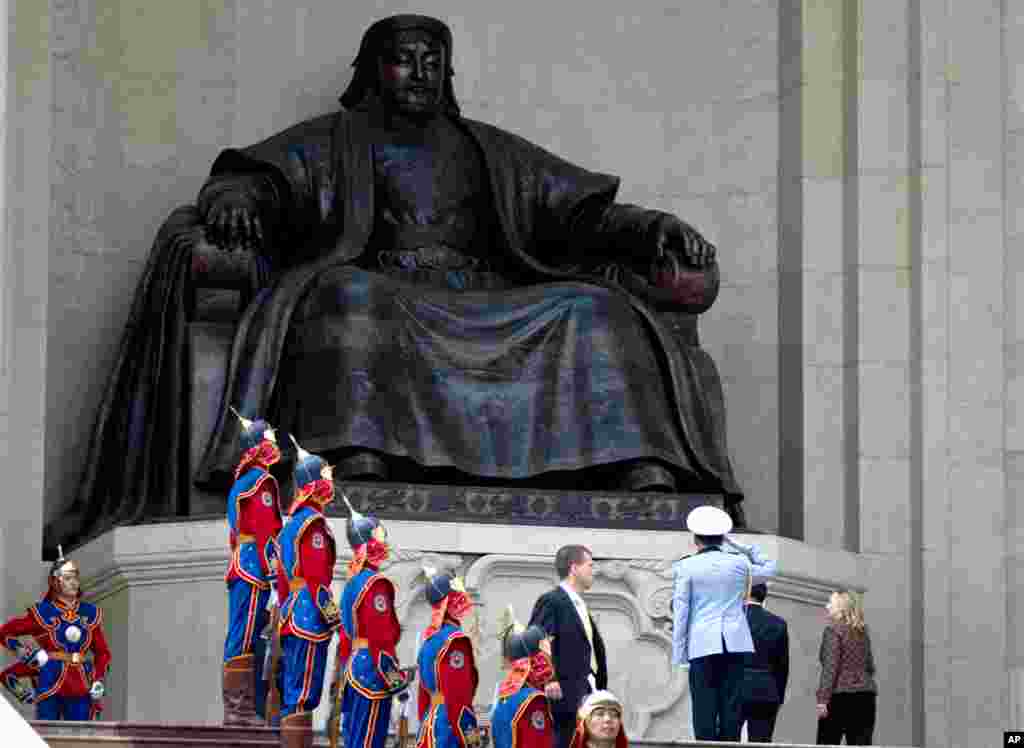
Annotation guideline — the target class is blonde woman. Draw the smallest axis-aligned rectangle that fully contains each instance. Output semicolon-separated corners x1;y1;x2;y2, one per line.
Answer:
815;590;878;745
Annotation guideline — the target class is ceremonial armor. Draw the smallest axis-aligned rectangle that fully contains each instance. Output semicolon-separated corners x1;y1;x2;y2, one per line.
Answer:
222;416;283;727
277;506;339;642
491;619;555;748
275;437;339;748
338;569;404;699
416;624;481;748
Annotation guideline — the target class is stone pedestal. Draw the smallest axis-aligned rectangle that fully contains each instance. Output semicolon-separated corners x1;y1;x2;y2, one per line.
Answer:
73;519;869;745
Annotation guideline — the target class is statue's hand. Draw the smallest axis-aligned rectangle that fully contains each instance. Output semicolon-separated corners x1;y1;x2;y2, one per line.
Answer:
654;214;716;269
203;192;265;253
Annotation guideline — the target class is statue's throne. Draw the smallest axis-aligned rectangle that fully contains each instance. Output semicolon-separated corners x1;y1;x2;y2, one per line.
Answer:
185;241;732;529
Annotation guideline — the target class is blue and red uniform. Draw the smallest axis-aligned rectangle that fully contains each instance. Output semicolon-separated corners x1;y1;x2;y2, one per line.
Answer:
337;532;408;748
490;626;556;748
274;476;339;721
222;429;283;726
0;598;111;720
416;623;479;748
491;686;552;748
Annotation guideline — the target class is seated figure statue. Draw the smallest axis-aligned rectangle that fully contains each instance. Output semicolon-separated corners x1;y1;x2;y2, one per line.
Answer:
47;15;742;554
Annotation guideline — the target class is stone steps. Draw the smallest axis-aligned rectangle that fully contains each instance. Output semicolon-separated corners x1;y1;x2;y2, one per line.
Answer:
32;721;914;748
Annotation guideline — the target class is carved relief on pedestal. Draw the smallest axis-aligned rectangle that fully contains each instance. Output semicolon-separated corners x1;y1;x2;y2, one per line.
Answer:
459;555;690;740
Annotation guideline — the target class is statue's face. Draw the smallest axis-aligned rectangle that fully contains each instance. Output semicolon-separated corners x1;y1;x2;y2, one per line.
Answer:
376;34;446;116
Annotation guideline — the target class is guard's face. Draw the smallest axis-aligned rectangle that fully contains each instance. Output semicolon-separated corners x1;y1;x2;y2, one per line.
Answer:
586;707;622;740
377;34;446;116
56;567;80;597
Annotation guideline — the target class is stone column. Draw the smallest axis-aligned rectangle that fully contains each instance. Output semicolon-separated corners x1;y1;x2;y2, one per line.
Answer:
778;0;861;549
917;1;1010;746
1;0;51;718
2;0;49;607
1007;0;1024;735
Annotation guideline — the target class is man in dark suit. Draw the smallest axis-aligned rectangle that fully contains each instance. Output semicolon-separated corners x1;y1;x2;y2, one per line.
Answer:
740;583;789;742
529;545;608;748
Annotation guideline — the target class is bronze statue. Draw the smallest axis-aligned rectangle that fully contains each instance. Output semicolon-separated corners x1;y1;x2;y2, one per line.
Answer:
47;15;742;555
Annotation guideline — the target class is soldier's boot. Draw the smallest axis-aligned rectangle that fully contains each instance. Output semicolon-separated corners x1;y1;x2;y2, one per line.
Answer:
223;654;255;726
280;711;314;748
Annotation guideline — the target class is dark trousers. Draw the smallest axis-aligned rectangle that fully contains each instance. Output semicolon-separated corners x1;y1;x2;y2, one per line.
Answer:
740;701;780;742
552;711;577;748
36;694;93;720
688;651;747;741
552;680;592;748
816;691;876;745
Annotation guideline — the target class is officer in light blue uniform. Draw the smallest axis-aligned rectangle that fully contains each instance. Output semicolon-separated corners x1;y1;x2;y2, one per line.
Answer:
671;505;776;742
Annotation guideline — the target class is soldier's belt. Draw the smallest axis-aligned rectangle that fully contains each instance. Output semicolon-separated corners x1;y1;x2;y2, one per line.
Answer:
237;533;257;543
48;651;86;665
289;578;307;592
352;638;369;651
431;692;445;706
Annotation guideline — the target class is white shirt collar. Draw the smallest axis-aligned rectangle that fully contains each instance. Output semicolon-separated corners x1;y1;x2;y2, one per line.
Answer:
560;580;585;607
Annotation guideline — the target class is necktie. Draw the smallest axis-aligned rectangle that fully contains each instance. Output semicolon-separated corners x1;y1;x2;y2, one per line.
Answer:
576;597;598;674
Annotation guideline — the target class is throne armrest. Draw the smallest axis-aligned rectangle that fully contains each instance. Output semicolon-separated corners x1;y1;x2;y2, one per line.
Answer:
188;237;261;324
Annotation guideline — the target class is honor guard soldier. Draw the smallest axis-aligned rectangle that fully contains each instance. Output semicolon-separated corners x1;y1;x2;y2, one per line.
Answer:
223;410;284;725
415;567;483;748
0;547;111;720
329;498;413;748
273;436;341;747
568;691;628;748
490;606;556;748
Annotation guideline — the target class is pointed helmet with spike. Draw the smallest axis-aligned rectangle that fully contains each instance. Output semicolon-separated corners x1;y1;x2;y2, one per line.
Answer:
230;406;276;453
421;564;474;638
47;545;81;600
289;434;330;490
499;604;547;661
338;488;385;550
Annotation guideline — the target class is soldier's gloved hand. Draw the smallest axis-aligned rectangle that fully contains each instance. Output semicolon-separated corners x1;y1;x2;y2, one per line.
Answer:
383;666;416;697
28;649;48;668
89;680;105;700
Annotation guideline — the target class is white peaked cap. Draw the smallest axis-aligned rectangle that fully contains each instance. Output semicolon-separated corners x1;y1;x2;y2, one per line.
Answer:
685;505;732;536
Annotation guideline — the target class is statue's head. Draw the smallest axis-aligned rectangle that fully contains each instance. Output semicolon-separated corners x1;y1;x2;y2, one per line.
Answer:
340;14;460;118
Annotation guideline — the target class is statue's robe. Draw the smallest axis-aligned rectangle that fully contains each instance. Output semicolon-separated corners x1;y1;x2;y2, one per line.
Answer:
48;108;739;553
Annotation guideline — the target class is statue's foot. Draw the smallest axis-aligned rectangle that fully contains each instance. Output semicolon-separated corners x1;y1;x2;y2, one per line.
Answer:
617;460;677;493
725;498;747;530
335;450;389;481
